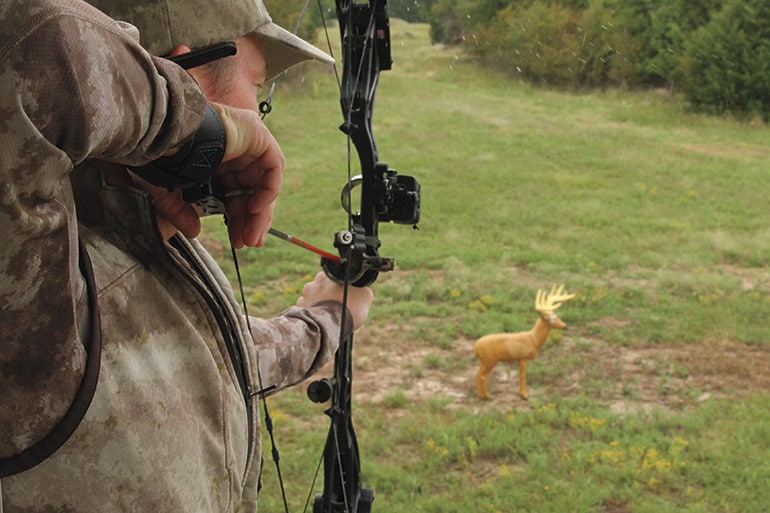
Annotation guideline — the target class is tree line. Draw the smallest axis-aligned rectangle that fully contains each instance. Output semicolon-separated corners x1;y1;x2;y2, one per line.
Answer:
267;0;770;120
428;0;770;120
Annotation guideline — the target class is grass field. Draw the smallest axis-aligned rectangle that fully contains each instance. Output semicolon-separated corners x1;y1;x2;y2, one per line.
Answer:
200;20;770;513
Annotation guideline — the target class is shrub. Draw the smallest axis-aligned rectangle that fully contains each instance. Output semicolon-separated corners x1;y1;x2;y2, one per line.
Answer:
463;0;634;89
684;0;770;119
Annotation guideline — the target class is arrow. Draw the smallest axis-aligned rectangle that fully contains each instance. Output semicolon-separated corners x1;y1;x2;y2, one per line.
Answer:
267;227;342;264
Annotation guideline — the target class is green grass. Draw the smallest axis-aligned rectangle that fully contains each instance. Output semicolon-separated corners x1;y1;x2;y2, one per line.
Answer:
200;20;770;513
257;394;770;513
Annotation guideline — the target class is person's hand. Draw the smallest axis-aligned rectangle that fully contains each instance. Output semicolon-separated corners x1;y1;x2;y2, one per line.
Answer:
297;272;374;331
129;102;283;247
210;102;284;248
128;173;201;240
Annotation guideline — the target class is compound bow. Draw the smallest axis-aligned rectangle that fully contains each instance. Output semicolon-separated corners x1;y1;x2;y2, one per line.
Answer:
307;1;420;512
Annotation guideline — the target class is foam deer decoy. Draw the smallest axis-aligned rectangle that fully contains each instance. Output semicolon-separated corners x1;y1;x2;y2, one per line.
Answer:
474;285;575;400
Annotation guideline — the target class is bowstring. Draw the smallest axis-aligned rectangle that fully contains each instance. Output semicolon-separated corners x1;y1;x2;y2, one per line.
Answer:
300;3;350;508
231;242;290;513
232;3;321;512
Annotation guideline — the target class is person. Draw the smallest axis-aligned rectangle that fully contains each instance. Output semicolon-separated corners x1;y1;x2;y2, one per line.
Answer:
0;0;374;511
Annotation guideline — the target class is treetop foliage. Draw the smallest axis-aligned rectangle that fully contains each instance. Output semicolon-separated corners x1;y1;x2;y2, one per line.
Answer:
427;0;768;119
265;0;768;119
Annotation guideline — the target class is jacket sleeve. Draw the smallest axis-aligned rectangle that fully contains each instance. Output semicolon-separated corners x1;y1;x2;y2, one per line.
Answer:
0;0;206;462
249;302;353;393
1;0;206;168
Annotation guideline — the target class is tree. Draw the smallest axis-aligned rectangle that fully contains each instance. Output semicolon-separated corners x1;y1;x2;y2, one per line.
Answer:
685;0;770;119
609;0;722;89
389;0;436;22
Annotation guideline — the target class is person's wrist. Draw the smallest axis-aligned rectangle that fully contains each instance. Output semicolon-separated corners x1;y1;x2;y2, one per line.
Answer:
129;104;226;200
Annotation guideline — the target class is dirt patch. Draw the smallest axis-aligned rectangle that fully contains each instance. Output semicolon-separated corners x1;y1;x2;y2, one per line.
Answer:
310;327;770;414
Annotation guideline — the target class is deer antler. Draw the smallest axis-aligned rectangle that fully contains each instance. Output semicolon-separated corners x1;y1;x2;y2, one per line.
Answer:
535;284;575;313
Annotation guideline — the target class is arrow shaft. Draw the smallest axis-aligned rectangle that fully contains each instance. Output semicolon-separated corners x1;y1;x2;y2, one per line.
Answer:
268;227;342;263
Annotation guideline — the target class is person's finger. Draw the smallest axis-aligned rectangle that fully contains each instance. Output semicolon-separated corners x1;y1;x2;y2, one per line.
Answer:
130;171;201;238
247;166;281;215
225;194;248;248
245;201;273;246
225;194;274;248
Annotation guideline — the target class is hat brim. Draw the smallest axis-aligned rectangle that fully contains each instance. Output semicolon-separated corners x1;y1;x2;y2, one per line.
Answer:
255;23;334;81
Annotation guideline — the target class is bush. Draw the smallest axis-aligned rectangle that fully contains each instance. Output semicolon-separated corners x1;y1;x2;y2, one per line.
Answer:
264;0;327;42
684;0;770;119
461;0;635;89
429;0;513;45
606;0;720;89
429;0;465;44
389;0;436;23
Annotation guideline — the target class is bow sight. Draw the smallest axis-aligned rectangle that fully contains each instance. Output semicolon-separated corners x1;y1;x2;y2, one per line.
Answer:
341;168;421;226
321;166;420;287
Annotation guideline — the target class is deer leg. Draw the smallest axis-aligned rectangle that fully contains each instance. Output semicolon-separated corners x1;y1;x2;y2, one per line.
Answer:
476;362;496;399
519;360;528;400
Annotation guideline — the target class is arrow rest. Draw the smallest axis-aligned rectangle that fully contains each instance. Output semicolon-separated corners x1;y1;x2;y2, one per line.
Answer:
320;226;395;287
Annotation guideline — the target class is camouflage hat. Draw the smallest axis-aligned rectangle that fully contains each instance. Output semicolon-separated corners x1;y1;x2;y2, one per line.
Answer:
88;0;333;81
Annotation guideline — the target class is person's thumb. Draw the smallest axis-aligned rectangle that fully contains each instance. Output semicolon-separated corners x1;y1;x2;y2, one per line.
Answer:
209;102;267;162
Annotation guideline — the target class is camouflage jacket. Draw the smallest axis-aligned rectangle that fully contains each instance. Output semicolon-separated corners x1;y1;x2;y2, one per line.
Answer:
1;1;343;511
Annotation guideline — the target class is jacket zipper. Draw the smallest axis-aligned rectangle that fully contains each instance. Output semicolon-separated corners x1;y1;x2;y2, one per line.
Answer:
168;237;255;475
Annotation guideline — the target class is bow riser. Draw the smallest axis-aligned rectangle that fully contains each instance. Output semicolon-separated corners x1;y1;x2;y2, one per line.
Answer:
314;3;387;511
337;1;390;288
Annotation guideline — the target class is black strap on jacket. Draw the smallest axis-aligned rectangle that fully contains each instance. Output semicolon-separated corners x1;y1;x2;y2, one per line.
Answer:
0;239;102;478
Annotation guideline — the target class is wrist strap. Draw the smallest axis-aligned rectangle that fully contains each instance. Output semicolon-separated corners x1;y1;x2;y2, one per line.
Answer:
130;104;226;202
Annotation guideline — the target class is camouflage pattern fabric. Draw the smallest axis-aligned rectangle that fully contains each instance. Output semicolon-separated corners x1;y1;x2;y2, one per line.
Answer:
85;0;335;81
1;0;206;472
85;0;270;59
0;0;345;510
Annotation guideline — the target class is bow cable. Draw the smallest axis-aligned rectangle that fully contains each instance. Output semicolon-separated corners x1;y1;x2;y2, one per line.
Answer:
232;2;321;512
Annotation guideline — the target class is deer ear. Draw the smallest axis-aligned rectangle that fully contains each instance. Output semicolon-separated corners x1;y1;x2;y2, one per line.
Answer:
549;313;556;324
